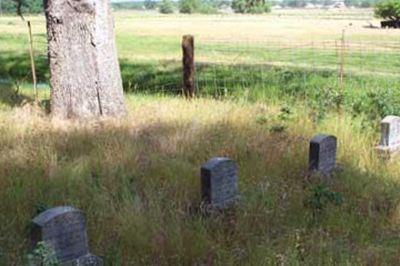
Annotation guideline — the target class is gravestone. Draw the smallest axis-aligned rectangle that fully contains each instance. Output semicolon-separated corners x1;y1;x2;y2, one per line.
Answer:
309;134;337;175
31;206;102;265
376;116;400;154
201;157;239;209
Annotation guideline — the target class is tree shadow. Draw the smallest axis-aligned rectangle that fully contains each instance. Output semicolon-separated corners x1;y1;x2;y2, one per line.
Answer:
1;115;400;264
0;50;340;99
0;83;33;107
0;51;49;83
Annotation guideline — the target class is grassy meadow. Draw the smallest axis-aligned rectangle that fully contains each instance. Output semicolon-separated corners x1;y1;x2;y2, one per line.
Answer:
1;8;400;265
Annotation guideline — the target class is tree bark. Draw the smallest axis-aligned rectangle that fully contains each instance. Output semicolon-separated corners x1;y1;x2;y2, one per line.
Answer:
44;0;126;119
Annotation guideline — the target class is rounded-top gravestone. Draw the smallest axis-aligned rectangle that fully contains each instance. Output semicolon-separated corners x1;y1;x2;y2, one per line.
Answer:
31;206;102;265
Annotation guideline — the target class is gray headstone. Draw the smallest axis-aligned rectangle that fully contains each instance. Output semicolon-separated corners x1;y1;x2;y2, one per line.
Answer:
201;157;238;209
378;116;400;152
31;206;102;265
309;134;337;175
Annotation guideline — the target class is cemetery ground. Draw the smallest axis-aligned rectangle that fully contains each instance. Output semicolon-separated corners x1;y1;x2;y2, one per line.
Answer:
2;8;400;264
3;92;400;264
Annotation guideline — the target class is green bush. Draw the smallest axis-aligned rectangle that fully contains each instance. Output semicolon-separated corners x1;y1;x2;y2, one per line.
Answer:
231;0;271;13
374;0;400;21
231;0;247;13
1;0;43;14
179;0;199;13
144;0;158;10
305;184;343;219
197;0;219;14
179;0;218;14
159;0;174;14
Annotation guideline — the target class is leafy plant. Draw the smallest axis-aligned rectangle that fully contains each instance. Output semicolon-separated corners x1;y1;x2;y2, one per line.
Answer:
28;241;59;266
35;203;50;215
305;184;343;216
278;106;292;121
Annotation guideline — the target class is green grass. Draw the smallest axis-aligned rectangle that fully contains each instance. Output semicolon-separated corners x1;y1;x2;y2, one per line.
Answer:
1;92;400;264
1;30;400;120
2;12;400;265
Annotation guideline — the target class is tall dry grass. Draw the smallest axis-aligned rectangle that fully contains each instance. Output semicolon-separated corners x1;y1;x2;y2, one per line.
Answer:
1;95;400;264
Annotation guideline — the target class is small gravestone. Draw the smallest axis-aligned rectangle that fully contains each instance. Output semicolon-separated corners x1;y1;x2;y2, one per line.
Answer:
376;116;400;155
31;206;102;266
201;157;239;209
309;134;337;175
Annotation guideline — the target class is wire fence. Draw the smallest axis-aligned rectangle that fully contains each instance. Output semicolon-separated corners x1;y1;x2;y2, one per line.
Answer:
7;27;400;100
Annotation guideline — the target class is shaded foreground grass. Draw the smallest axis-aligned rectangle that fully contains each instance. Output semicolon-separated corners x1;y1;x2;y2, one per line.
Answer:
1;93;400;264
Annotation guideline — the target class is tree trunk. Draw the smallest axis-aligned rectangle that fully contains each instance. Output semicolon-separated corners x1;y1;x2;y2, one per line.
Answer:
44;0;126;119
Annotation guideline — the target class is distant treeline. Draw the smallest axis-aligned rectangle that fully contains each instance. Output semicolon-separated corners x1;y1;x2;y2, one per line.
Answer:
1;0;42;14
280;0;379;8
0;0;380;15
109;0;232;14
112;0;380;14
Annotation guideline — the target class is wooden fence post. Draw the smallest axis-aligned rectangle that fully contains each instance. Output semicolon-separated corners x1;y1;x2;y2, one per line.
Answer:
182;35;195;99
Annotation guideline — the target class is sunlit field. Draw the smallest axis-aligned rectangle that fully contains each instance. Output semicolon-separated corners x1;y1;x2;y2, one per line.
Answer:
1;9;400;119
2;9;400;264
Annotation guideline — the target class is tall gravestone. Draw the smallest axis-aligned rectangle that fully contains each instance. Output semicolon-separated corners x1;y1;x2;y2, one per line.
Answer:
309;134;337;175
376;116;400;154
201;157;239;209
31;206;102;265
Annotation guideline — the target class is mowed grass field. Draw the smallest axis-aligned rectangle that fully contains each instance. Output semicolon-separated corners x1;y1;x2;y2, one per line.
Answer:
2;8;400;119
2;9;400;265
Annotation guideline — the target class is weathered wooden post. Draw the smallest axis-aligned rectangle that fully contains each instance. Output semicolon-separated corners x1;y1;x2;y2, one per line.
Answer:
182;35;195;99
27;21;38;102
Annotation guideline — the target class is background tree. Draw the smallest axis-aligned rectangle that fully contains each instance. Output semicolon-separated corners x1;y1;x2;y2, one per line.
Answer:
159;0;175;13
231;0;271;13
2;0;42;14
11;0;126;118
179;0;200;13
144;0;158;10
281;0;307;8
179;0;218;13
44;0;126;118
375;0;400;21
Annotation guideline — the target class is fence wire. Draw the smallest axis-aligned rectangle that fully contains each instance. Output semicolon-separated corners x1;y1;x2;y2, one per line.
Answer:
21;30;400;98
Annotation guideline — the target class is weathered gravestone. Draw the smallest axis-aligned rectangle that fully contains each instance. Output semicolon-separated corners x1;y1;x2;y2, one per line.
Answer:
309;134;337;175
376;116;400;155
201;157;239;209
31;206;102;266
